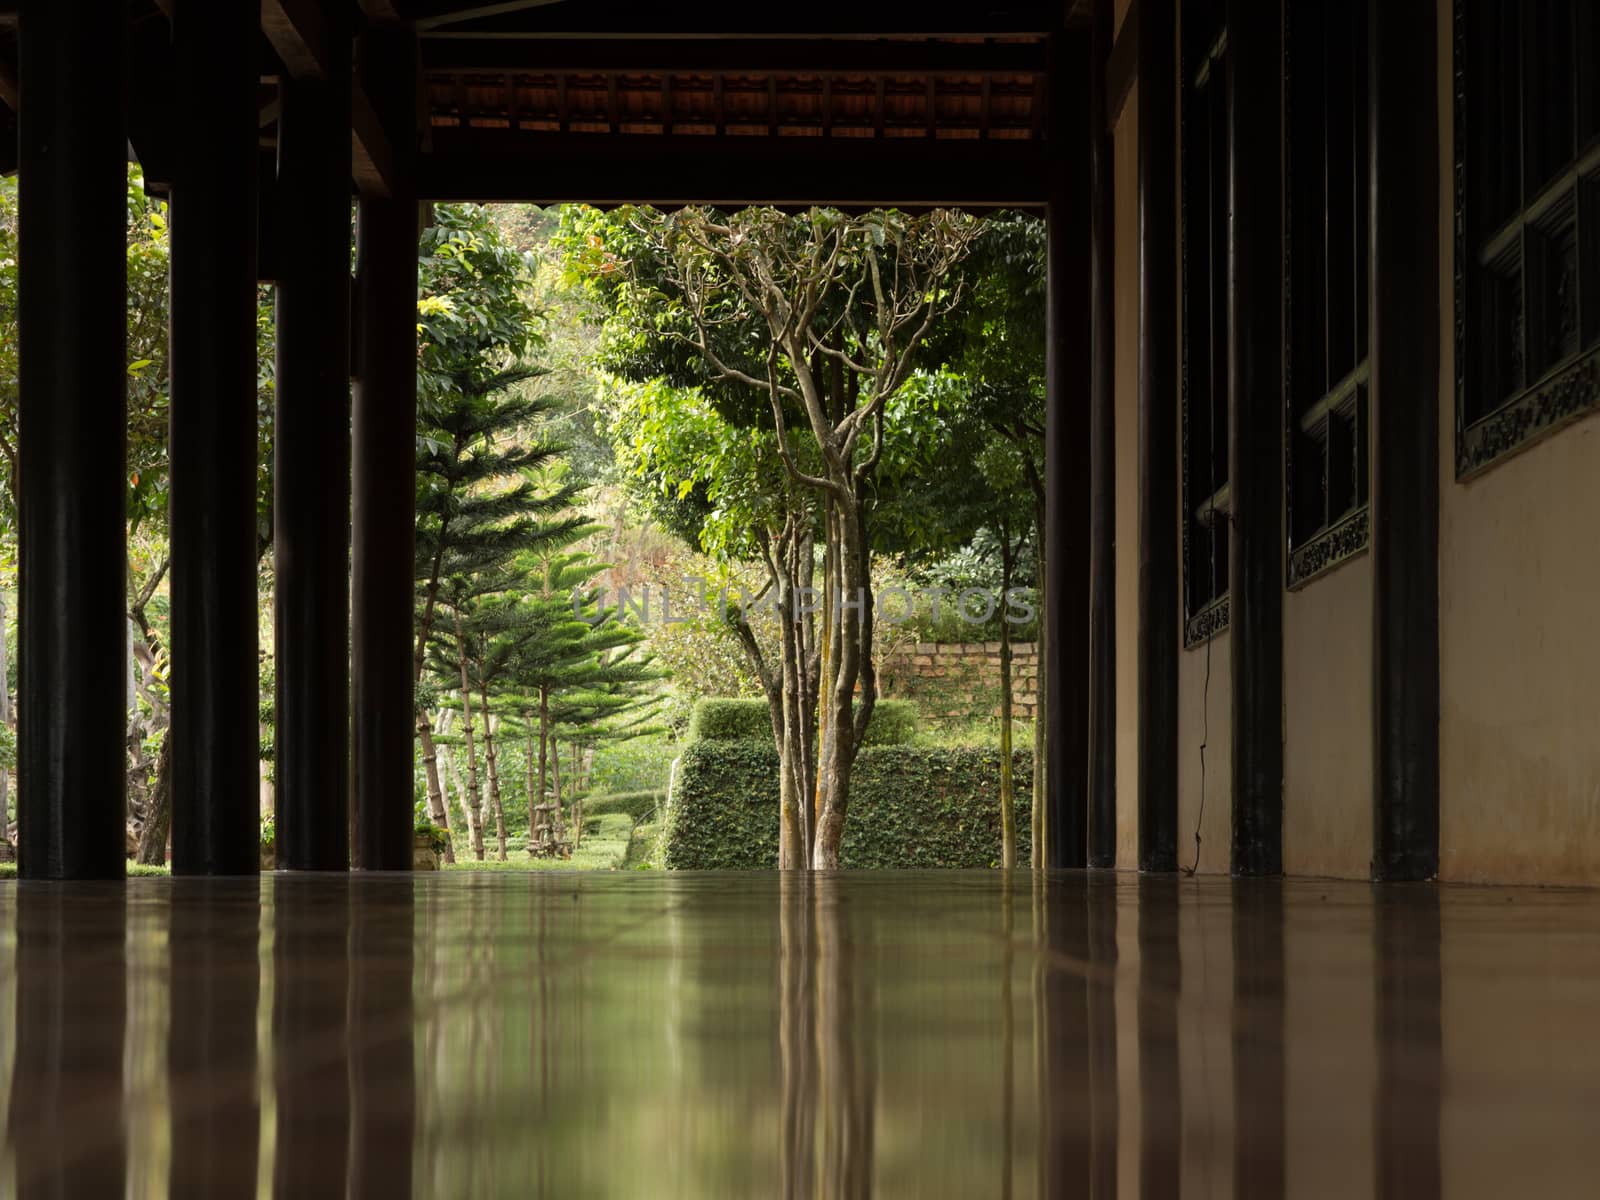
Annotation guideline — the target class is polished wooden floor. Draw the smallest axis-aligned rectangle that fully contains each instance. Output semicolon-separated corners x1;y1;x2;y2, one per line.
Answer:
0;871;1592;1197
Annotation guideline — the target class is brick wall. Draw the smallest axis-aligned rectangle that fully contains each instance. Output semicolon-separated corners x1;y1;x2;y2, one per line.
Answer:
879;641;1039;725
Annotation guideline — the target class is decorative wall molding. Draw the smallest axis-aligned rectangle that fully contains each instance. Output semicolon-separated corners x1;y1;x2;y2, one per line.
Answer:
1288;506;1370;589
1456;346;1600;479
1183;594;1229;649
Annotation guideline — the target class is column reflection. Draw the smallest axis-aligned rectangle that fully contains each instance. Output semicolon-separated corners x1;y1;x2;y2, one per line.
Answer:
1230;879;1286;1200
1374;888;1441;1200
1034;871;1120;1199
271;874;351;1200
167;878;262;1198
1135;875;1181;1200
9;884;127;1197
348;874;416;1199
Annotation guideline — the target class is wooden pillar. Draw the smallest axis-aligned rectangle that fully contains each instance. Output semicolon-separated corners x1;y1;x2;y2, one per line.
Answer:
1370;0;1439;881
168;0;262;876
275;21;354;872
1086;0;1118;868
1226;0;1284;877
16;0;128;879
1044;29;1092;869
353;26;419;872
1136;0;1180;873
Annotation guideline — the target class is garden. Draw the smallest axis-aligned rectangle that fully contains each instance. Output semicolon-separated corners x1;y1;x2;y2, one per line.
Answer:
0;178;1049;874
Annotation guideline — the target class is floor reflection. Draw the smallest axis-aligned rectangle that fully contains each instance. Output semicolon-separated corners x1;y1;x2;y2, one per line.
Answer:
0;870;1580;1197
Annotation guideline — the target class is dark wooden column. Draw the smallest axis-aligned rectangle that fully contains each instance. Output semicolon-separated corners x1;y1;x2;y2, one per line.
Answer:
1086;0;1118;868
168;0;262;876
353;26;419;872
15;0;128;879
275;19;354;872
1136;0;1180;873
1226;0;1284;877
1369;0;1439;881
1044;29;1092;869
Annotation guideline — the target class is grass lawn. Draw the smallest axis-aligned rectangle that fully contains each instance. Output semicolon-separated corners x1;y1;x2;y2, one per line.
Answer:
444;810;638;872
0;860;170;878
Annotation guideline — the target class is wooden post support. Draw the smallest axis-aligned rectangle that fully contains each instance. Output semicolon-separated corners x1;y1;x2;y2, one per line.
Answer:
1226;0;1284;877
1087;0;1118;868
169;0;262;876
274;14;354;872
1044;29;1091;869
1136;0;1180;873
353;24;420;872
1370;0;1439;881
16;0;128;879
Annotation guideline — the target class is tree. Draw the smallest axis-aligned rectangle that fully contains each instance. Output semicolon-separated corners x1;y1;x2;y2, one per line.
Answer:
565;205;980;867
921;213;1048;864
412;205;584;848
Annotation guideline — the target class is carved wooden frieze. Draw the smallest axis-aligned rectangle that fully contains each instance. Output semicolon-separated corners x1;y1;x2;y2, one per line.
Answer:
1287;506;1370;590
1457;346;1600;479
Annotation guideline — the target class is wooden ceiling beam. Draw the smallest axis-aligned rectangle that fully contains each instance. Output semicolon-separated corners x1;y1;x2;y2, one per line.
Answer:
407;0;567;30
419;37;1048;76
262;0;332;79
418;128;1049;208
413;0;1057;39
260;3;399;195
351;85;395;196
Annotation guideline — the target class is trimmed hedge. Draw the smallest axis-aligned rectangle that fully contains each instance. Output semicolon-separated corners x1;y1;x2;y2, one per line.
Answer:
686;697;919;747
664;739;1031;869
585;790;666;822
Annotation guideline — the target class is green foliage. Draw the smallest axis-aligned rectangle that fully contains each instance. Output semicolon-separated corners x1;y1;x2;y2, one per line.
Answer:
663;740;781;870
665;740;1031;869
585;790;665;822
259;813;275;849
685;697;918;747
413;803;451;855
588;734;677;795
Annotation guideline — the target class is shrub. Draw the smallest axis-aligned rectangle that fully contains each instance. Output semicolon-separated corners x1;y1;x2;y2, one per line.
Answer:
686;697;919;747
664;740;1031;869
586;790;665;822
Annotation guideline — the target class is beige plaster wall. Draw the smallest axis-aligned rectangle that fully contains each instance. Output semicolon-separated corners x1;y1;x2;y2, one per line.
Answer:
1113;85;1142;868
1434;10;1600;885
1282;557;1374;879
1177;634;1232;875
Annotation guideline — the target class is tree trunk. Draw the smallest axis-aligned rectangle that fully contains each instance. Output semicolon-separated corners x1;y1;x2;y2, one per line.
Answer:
1031;511;1048;868
480;693;508;862
135;729;174;866
552;730;566;847
998;518;1017;869
812;499;875;869
417;712;455;863
453;614;486;861
0;594;9;845
570;741;582;852
538;686;550;826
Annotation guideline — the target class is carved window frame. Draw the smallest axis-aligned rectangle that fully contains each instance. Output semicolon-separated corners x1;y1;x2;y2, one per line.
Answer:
1454;0;1600;479
1180;2;1231;648
1283;0;1371;590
